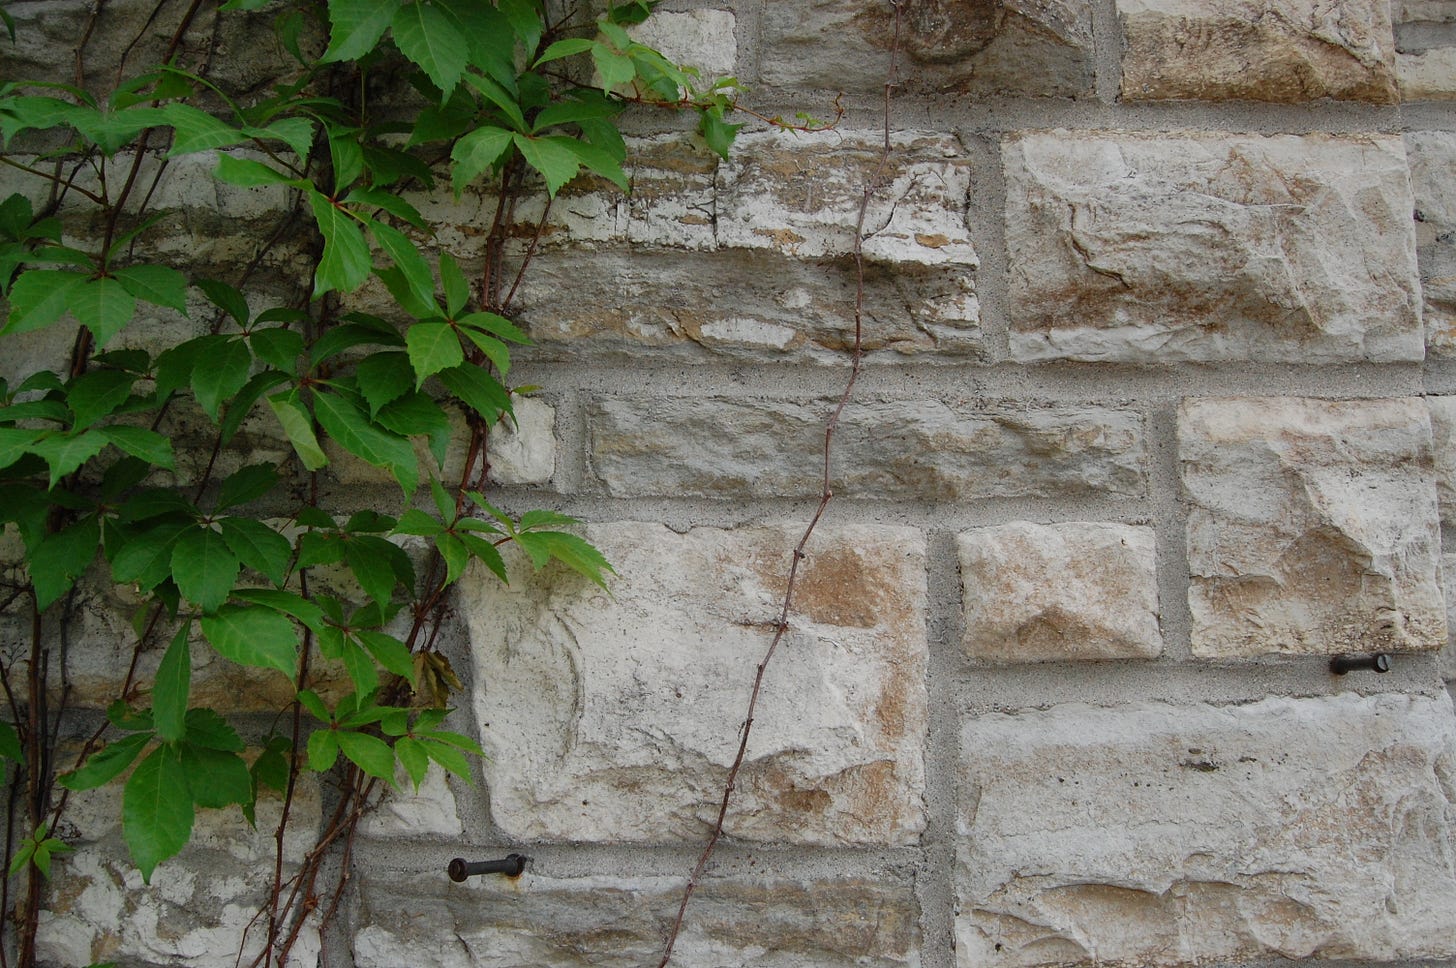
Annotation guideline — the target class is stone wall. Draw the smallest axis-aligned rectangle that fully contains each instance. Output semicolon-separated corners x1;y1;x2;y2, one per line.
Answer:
6;0;1456;966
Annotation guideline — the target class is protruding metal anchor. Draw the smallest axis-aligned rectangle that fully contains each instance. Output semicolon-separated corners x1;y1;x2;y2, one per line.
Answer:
447;854;528;881
1329;653;1391;675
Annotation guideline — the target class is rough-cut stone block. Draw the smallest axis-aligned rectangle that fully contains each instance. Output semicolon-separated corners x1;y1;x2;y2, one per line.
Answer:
355;869;920;968
1180;397;1445;657
360;765;463;839
513;248;982;363
37;768;322;967
461;522;928;845
1399;47;1456;98
1444;553;1456;682
487;396;555;485
1119;0;1399;102
628;9;736;77
958;523;1162;663
1429;396;1456;527
1407;132;1456;353
957;693;1456;966
1004;132;1423;363
588;397;1145;500
760;0;1094;97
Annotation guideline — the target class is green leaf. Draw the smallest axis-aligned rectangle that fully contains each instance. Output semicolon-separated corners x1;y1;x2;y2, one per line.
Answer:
31;430;108;488
267;393;328;471
66;369;137;427
111;520;191;591
461;73;527;132
232;587;325;633
170;527;240;613
329;130;366;191
219;517;292;585
592;43;636;89
450;125;513;195
191;336;252;421
405;322;463;387
251;116;315;160
438;364;511;425
534;37;593;65
699;106;742;161
313;391;417;493
336;730;396;784
371;221;435;312
531;93;623;132
394;508;444;536
0;721;20;762
422;736;473;782
458;327;511;375
395;736;429;788
124;745;193;883
249;328;306;370
66;276;135;347
29;515;100;610
308;191;371;296
183;708;243;752
57;732;151;791
200;604;300;677
213;154;299;187
560;136;629;193
346;186;427;229
341;640;379;693
0;427;43;471
356;351;414;416
438;252;469;316
252;738;290;791
512;133;581;197
357;630;416;683
160;103;246;155
112;264;189;313
216;464;279;511
498;0;543;55
322;0;400;62
344;537;399;605
98;426;175;469
152;624;191;743
306;729;338;772
435;532;469;586
457;531;507;583
392;2;468;98
180;745;252;808
515;530;613;588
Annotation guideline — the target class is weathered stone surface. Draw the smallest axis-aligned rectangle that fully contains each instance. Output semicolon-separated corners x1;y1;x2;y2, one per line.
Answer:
1180;397;1445;657
957;692;1456;966
628;9;736;77
360;764;463;839
1004;131;1423;363
487;396;556;485
1443;554;1456;681
461;522;928;845
37;767;322;967
1407;132;1456;353
1399;46;1456;98
1429;396;1456;527
355;869;920;968
1119;0;1399;102
588;397;1145;500
958;523;1162;663
760;0;1094;97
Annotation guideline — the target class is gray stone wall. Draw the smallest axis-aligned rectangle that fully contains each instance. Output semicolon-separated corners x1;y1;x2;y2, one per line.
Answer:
6;0;1456;966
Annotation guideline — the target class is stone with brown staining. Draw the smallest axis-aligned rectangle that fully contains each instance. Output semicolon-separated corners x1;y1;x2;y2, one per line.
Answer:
460;522;928;846
958;522;1163;663
1179;397;1446;657
958;693;1456;966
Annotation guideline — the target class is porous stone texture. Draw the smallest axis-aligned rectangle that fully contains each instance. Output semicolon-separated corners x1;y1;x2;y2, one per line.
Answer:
1119;0;1399;102
587;397;1145;500
760;0;1094;97
1398;46;1456;98
359;765;463;839
354;869;920;968
627;9;737;77
957;692;1456;966
1407;131;1456;354
1003;131;1423;363
958;523;1162;663
461;522;928;845
487;396;556;485
1444;554;1456;682
1429;395;1456;527
1179;397;1446;657
36;769;322;967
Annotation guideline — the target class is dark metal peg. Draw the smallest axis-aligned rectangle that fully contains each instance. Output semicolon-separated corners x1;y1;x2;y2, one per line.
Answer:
1329;653;1391;675
447;854;528;881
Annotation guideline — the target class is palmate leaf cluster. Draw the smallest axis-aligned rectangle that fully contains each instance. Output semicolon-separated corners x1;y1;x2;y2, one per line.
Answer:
0;0;739;884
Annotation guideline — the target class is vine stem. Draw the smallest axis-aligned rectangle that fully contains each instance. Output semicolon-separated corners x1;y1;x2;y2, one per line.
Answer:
655;5;903;965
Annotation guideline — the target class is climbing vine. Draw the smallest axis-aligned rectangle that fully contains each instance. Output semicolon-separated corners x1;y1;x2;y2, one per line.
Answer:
0;1;753;963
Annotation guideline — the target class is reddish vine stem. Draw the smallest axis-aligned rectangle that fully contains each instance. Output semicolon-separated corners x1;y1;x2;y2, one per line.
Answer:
655;5;903;965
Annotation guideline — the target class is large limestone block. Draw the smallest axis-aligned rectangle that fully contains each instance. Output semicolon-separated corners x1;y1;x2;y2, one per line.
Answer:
959;523;1163;663
760;0;1094;97
588;397;1145;500
1407;132;1456;353
1399;46;1456;98
1429;396;1456;527
1119;0;1399;102
1180;397;1446;657
957;693;1456;966
355;869;920;968
1004;132;1423;363
36;767;322;967
461;522;928;845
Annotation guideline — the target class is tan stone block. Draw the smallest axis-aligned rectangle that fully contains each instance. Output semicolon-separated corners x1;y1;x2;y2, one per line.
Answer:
958;693;1456;966
461;522;928;845
1406;132;1456;354
1180;397;1445;657
959;523;1162;663
1119;0;1399;102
